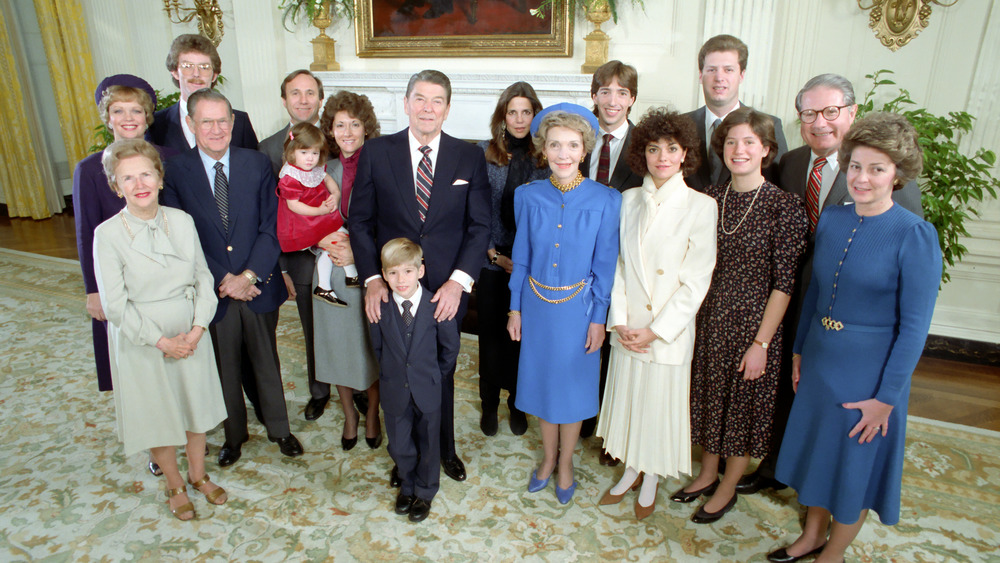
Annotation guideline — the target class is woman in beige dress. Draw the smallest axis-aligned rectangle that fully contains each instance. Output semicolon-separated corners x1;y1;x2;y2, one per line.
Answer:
93;139;228;521
596;108;718;519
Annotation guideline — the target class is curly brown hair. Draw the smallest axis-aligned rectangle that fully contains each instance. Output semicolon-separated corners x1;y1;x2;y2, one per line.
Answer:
838;112;923;188
625;108;700;178
165;34;221;88
710;107;779;169
320;91;381;158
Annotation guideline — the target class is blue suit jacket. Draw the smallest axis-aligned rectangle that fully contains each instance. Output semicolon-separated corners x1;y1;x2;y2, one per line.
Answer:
161;146;286;323
370;291;460;415
348;128;491;292
147;102;259;153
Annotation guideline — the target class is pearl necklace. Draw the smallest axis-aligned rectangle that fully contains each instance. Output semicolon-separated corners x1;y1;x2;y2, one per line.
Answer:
720;180;764;235
119;209;168;241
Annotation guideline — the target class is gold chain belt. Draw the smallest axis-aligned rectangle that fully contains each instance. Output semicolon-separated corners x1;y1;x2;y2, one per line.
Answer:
821;316;844;331
528;276;586;305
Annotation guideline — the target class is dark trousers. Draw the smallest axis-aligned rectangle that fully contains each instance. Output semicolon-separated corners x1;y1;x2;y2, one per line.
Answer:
476;268;520;410
92;319;113;392
210;302;290;445
438;294;468;459
282;250;330;400
386;397;441;501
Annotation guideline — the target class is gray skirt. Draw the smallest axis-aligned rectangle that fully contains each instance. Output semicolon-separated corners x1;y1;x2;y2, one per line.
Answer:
312;257;379;390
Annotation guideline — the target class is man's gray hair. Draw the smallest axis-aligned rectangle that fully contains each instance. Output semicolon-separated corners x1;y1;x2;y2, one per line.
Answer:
795;73;856;112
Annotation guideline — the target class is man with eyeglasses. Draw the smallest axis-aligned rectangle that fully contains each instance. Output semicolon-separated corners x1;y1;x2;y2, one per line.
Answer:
684;34;787;192
148;34;258;152
162;88;302;467
738;73;923;496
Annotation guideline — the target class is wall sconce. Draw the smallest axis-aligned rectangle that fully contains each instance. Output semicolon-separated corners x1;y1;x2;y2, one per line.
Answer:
162;0;225;46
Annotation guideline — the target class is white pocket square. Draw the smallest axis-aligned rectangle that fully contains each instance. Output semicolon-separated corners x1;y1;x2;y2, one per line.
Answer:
452;179;469;186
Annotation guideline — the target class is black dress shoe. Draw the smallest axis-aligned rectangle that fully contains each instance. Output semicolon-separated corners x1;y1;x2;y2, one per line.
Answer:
480;405;498;436
408;497;432;522
394;493;415;515
766;544;826;563
341;435;358;451
509;407;528;436
365;432;383;449
218;442;245;467
269;434;304;457
344;276;360;288
599;450;620;467
442;455;467;481
304;396;330;421
148;460;163;476
670;479;720;503
352;392;369;416
737;472;788;494
390;465;402;488
580;417;596;438
691;492;738;524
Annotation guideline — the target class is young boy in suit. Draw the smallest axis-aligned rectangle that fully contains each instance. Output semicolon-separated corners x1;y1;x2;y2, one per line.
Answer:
370;238;461;522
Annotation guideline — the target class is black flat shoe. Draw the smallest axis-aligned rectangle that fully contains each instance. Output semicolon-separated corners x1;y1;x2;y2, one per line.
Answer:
509;407;528;436
344;276;360;288
691;492;738;524
269;434;304;457
442;455;467;482
313;287;348;307
148;460;163;476
408;497;432;522
599;450;620;467
304;396;330;421
365;432;383;449
670;479;720;503
394;493;414;515
737;472;788;495
766;543;826;563
390;465;401;488
480;405;498;436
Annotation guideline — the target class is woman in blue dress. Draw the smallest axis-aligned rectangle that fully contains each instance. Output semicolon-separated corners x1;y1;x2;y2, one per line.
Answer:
507;104;621;504
769;113;940;563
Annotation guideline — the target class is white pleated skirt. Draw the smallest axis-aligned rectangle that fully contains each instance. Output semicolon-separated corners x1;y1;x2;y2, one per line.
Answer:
596;350;692;479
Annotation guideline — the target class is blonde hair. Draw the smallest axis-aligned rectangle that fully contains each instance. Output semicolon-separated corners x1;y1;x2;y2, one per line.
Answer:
532;111;597;155
101;139;164;194
381;238;423;271
98;86;154;128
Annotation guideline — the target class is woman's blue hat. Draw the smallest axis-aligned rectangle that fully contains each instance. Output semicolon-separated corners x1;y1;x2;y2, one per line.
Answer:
530;102;600;138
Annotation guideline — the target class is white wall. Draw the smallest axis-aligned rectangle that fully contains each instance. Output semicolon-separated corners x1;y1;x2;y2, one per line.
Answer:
79;0;1000;342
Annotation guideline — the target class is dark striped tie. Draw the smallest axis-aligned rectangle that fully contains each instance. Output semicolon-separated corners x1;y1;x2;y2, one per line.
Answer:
709;118;723;184
416;145;433;222
596;133;612;185
402;300;413;326
213;161;229;231
806;157;826;232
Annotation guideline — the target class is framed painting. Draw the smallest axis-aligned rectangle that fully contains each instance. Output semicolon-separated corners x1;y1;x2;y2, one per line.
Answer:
354;0;573;58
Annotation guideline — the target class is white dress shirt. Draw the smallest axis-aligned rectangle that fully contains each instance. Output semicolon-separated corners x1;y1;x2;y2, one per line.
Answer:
179;99;197;149
589;119;630;180
809;150;840;211
393;284;423;318
197;148;231;194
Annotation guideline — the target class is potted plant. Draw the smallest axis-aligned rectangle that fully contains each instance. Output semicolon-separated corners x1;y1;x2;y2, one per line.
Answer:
858;69;999;283
534;0;644;24
279;0;354;32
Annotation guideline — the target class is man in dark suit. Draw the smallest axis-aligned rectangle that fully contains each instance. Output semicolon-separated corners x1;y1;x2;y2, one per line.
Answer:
147;34;258;153
739;73;924;495
370;238;460;522
162;89;302;467
258;69;333;422
349;69;491;485
578;60;644;467
684;34;787;192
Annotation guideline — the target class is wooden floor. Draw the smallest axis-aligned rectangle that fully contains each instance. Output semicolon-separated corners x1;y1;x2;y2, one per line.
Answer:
3;212;999;432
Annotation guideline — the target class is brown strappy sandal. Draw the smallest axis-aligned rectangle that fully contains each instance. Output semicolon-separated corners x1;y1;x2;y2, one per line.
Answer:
165;486;195;521
188;473;228;505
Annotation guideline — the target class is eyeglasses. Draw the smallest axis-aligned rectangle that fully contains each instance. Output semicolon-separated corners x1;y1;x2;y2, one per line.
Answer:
195;118;232;131
798;105;850;124
178;62;214;75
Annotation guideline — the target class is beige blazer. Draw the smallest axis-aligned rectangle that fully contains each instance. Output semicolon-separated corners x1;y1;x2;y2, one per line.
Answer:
607;173;718;365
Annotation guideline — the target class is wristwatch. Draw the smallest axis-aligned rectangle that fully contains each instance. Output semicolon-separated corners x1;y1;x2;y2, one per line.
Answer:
242;270;259;284
490;251;500;265
753;338;769;350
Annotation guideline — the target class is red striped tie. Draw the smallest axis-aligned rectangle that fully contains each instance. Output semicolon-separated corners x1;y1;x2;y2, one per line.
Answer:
596;133;612;185
416;145;433;222
806;156;826;231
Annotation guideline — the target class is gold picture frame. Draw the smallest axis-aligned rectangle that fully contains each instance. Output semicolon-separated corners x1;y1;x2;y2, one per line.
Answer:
355;1;573;58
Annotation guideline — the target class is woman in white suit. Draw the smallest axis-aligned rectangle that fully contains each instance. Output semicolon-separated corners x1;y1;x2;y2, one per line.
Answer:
596;108;718;519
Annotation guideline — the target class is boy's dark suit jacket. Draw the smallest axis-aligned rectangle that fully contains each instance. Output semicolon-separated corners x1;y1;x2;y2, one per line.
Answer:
348;128;491;292
147;102;259;153
161;146;286;324
370;291;460;416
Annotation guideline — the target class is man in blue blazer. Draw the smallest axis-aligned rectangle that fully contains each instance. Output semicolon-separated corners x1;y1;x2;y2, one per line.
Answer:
684;34;787;192
147;34;258;153
162;89;301;467
349;70;491;485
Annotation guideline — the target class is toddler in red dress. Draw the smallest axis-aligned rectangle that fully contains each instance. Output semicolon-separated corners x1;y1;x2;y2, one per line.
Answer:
276;122;357;307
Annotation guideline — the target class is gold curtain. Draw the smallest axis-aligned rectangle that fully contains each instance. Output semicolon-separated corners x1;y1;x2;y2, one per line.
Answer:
0;3;58;219
33;0;98;168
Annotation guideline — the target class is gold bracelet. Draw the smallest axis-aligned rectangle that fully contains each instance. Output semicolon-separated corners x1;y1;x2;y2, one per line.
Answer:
507;310;520;317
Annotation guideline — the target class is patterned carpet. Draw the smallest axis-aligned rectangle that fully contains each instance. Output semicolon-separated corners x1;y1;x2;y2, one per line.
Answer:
0;248;998;562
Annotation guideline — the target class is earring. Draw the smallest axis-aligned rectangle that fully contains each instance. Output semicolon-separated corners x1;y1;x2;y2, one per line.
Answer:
159;185;164;191
116;191;123;199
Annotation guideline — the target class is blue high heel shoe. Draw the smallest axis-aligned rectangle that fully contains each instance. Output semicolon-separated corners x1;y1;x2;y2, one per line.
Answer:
528;470;550;493
555;480;578;504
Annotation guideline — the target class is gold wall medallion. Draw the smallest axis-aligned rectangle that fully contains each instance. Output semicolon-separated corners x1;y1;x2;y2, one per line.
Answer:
858;0;959;52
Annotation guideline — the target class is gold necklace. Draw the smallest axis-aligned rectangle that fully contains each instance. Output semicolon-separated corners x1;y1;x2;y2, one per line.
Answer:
549;171;584;193
119;209;168;241
821;215;864;331
720;180;764;235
